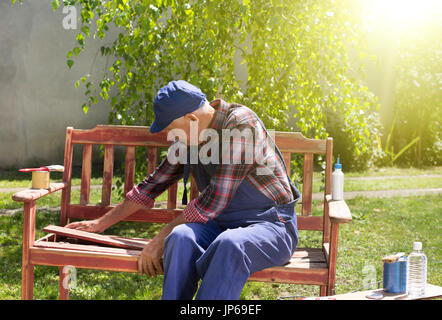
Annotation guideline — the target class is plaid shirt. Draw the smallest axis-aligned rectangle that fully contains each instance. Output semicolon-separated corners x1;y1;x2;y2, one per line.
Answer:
125;99;294;223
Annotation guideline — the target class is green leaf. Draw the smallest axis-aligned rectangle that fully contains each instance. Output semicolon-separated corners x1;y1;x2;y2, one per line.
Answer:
51;0;60;11
67;59;74;69
73;47;81;56
82;103;88;115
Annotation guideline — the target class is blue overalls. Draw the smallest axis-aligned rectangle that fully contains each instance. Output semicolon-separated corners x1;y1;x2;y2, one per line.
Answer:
162;124;301;300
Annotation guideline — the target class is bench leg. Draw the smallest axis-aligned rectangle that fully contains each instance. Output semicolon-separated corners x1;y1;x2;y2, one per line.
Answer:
59;267;70;300
21;263;34;300
22;201;36;300
320;285;327;296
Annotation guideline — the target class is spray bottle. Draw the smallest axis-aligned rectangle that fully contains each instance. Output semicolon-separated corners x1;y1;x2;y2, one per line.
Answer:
332;155;344;201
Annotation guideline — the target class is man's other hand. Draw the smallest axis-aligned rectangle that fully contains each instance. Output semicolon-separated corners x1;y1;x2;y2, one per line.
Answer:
138;236;164;277
65;219;104;233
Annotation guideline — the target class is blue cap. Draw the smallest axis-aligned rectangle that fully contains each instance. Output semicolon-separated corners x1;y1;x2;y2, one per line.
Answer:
150;80;207;133
335;156;342;170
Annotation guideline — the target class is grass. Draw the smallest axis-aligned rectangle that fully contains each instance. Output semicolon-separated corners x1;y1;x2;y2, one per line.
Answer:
0;166;441;299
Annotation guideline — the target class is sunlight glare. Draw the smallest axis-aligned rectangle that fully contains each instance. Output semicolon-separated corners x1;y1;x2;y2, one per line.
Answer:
365;0;442;32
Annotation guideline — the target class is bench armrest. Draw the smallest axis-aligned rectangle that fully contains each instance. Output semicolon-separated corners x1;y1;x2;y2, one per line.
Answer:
12;182;67;202
325;194;352;224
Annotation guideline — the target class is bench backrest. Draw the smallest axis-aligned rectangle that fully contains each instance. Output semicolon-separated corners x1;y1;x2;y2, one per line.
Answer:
60;125;333;243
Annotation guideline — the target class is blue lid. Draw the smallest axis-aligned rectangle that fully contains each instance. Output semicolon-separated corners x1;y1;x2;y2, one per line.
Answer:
334;156;342;170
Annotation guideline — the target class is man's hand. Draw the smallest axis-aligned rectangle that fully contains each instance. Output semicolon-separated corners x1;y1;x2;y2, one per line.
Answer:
65;198;143;234
138;236;164;277
65;219;104;233
137;214;187;277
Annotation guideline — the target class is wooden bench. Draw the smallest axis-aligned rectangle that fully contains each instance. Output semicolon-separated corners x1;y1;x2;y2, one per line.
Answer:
12;125;352;300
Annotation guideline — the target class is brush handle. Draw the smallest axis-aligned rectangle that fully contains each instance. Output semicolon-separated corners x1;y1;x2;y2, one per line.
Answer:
19;167;49;172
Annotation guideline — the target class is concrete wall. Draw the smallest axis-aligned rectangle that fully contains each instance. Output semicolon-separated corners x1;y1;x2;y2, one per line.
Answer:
0;1;113;169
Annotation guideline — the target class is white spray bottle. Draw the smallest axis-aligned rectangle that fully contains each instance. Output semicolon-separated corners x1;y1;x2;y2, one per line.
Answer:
332;155;344;201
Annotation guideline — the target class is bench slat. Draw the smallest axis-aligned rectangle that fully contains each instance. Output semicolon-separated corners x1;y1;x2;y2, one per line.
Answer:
124;146;136;196
282;152;291;176
80;144;92;205
302;153;313;216
167;182;178;209
67;204;323;230
42;225;146;250
147;147;158;176
275;132;326;154
101;145;114;206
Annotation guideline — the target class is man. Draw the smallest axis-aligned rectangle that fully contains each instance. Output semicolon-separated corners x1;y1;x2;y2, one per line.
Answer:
66;80;301;300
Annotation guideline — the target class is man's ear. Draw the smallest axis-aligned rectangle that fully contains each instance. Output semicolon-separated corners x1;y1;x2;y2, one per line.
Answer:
184;113;199;122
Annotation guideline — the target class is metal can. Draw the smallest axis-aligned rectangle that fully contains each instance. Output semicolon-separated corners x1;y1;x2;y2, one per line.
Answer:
383;256;407;293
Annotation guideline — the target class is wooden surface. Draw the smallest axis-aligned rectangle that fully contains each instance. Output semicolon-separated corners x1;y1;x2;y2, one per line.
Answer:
42;225;147;250
326;195;352;224
12;182;67;202
331;284;442;300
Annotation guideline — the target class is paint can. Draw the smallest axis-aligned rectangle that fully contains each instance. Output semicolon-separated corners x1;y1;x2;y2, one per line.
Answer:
32;170;50;189
383;256;407;293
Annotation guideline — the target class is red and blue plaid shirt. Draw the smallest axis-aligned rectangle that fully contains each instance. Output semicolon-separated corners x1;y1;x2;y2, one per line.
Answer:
126;99;294;223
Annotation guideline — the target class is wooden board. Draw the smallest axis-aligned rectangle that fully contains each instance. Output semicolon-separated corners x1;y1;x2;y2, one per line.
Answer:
331;284;442;300
42;225;147;250
12;182;67;202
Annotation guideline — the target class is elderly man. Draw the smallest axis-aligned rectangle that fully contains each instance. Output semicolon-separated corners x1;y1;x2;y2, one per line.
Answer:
66;80;300;300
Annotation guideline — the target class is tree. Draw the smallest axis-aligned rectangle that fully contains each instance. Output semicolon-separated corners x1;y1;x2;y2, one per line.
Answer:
14;0;382;172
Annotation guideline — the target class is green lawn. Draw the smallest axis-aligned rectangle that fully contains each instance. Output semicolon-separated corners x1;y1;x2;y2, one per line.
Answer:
0;166;441;299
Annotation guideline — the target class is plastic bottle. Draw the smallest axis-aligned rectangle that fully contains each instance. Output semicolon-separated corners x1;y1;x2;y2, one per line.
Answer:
407;241;427;298
332;156;344;200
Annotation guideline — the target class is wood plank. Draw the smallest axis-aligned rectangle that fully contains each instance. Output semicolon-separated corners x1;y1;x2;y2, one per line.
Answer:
72;126;326;153
327;196;352;224
302;153;313;216
124;146;136;196
68;204;322;229
327;222;340;296
68;204;182;223
60;127;74;226
249;267;328;285
147;147;158;175
101;145;114;206
249;247;328;284
80;144;92;205
22;201;36;300
42;225;146;250
71;125;171;147
274;132;327;154
12;182;67;202
323;137;333;243
30;246;139;273
297;216;323;231
34;240;143;255
167;182;178;209
332;284;442;300
282;152;291;176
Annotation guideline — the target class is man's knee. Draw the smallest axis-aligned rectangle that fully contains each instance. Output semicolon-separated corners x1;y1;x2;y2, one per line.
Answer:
164;224;195;250
211;230;246;257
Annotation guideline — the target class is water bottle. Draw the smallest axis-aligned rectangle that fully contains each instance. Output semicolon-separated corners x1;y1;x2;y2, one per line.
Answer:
406;242;427;298
332;156;344;200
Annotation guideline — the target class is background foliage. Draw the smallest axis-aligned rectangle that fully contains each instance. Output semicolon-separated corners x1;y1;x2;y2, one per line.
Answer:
46;0;382;173
390;16;441;167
